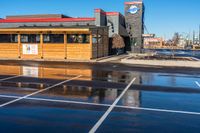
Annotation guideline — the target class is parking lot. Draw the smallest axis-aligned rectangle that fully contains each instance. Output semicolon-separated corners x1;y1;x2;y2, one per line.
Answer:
0;61;199;133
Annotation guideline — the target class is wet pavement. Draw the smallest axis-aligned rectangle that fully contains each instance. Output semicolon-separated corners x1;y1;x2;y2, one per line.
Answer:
0;61;199;133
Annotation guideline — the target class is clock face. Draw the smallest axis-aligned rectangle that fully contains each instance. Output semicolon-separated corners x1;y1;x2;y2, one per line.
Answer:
127;5;140;14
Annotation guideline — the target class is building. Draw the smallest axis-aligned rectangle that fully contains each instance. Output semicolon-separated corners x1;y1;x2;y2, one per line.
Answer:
0;14;110;60
0;26;109;60
193;45;200;50
143;34;163;49
125;1;144;52
0;0;144;60
177;35;188;49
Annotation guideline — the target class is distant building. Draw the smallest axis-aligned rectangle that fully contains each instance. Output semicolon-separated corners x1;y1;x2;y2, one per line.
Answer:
143;36;163;49
177;35;187;49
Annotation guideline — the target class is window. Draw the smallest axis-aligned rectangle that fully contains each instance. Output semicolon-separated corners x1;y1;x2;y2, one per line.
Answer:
98;35;103;44
43;34;64;43
0;34;18;43
21;34;40;43
92;34;97;44
97;29;103;44
92;34;103;44
67;34;90;44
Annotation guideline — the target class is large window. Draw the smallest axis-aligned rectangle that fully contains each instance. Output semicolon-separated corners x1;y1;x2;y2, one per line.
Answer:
43;34;64;43
67;34;90;44
0;34;18;43
92;34;103;44
21;34;40;43
92;34;97;44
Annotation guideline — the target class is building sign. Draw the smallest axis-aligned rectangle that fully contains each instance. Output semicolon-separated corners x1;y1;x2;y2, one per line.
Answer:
142;34;155;38
144;38;162;42
22;44;38;55
127;5;140;14
22;66;39;77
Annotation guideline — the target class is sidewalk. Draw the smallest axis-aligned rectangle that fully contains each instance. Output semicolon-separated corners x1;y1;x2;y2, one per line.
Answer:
96;54;129;63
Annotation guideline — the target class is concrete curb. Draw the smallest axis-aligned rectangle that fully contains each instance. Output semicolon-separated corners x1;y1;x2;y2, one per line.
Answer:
121;59;200;68
0;58;97;63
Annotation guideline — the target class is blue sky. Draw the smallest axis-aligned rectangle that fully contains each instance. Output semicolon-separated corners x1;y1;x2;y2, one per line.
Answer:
0;0;200;39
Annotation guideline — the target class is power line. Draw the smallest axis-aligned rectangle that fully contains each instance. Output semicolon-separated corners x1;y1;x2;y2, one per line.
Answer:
144;24;149;34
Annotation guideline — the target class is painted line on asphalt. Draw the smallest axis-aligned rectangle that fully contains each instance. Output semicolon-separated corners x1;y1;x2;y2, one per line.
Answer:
0;75;21;81
116;105;200;115
195;81;200;88
0;94;110;107
89;77;136;133
0;94;200;115
0;75;82;108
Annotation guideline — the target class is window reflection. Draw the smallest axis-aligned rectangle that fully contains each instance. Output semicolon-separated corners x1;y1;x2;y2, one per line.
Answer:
67;34;90;44
0;34;18;43
21;34;40;43
92;34;97;44
43;34;64;43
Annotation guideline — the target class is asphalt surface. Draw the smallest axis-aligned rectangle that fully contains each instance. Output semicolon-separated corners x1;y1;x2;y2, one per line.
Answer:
0;61;199;133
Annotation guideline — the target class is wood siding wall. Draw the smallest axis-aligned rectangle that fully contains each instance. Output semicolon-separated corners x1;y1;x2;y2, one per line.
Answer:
0;28;108;60
43;44;65;59
0;44;19;58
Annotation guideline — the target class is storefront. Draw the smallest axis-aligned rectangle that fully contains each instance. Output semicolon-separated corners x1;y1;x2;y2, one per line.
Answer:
0;0;145;59
0;27;108;60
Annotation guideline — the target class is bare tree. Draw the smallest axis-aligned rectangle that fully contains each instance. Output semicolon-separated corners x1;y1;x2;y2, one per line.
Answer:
173;32;180;45
112;34;125;55
171;32;180;58
112;34;125;49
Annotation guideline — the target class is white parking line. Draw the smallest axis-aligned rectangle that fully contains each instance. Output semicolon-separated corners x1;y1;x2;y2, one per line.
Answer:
0;75;21;81
116;105;200;115
0;75;82;108
0;94;110;107
89;77;136;133
195;81;200;88
0;94;200;115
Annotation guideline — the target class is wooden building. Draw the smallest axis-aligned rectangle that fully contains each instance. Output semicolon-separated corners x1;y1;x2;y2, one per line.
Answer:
0;26;108;60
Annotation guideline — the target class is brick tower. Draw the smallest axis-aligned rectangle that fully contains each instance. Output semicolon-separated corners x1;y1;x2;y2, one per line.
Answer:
125;0;144;53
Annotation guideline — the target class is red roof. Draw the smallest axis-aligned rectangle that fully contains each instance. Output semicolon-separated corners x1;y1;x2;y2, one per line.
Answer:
95;9;123;16
0;17;95;23
124;1;143;5
94;9;105;13
105;12;120;16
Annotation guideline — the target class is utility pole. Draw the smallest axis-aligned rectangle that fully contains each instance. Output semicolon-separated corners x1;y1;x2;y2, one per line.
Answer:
193;31;195;45
188;31;191;45
199;25;200;45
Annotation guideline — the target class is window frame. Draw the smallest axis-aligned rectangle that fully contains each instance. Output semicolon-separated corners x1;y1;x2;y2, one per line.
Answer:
20;34;40;43
67;34;90;44
0;34;18;43
43;34;64;44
